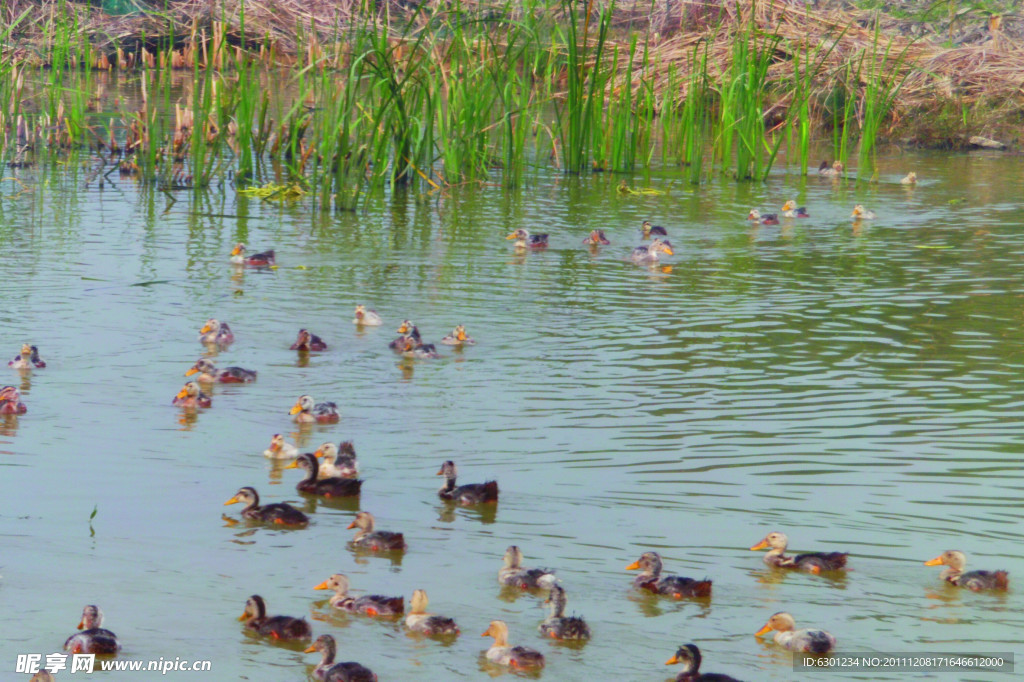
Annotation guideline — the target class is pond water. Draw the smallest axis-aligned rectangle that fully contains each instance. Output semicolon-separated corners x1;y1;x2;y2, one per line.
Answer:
1;146;1022;681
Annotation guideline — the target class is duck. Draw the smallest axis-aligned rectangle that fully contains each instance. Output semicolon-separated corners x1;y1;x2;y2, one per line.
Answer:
9;343;45;369
405;589;459;635
482;620;545;669
290;328;328;352
223;486;309;525
229;243;276;267
781;200;809;218
924;550;1009;591
347;511;406;551
172;381;212;408
0;385;27;414
198;318;234;345
388;321;417;351
538;584;590;640
665;643;742;682
506;228;548;249
626;551;712;598
353;305;383;326
403;337;440;359
305;634;377;682
641;220;668;237
314;574;404;616
747;210;779;225
755;612;835;653
818;160;843;177
238;595;311;641
285;453;362;497
498;545;556;589
583;229;611;245
750;532;847;574
30;672;57;682
185;358;257;383
440;325;476;346
630;238;674;263
64;605;119;655
437;460;498;504
290;395;340;423
264;433;299;459
315;441;359;478
851;204;876;220
900;171;917;185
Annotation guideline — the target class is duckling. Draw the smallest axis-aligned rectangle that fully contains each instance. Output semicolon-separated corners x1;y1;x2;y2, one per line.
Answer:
925;550;1009;591
498;545;556;589
818;160;843;177
347;511;406;551
223;486;309;525
506;228;548;249
582;229;611;245
538;584;590;640
198;318;234;345
750;532;847;574
290;328;328;351
851;204;876;220
666;643;742;682
405;589;459;635
403;337;440;359
437;460;498;504
630;238;674;264
185;358;257;383
238;595;311;641
755;612;835;653
8;343;45;369
285;453;362;497
388;321;417;351
747;210;780;225
482;620;545;669
30;672;56;682
229;243;275;267
289;395;340;423
781;200;809;218
900;171;917;185
172;381;212;408
626;551;711;598
440;325;476;346
64;605;119;655
314;574;404;616
305;634;377;682
641;220;668;237
353;305;383;327
315;441;359;479
263;433;298;459
0;385;27;414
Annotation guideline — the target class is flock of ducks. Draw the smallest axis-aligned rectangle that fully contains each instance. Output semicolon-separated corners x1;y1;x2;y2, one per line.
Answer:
13;218;1010;681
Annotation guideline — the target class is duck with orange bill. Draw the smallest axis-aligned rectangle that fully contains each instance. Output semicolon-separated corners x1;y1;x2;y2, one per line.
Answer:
347;511;406;551
289;395;339;423
626;551;711;598
388;321;417;351
0;385;27;414
665;643;742;682
440;325;475;346
238;595;311;641
852;204;876;220
198;318;234;345
64;605;119;655
583;229;611;246
185;358;257;383
506;228;548;249
437;460;498;504
781;200;809;218
314;574;404;616
305;634;377;682
224;486;308;526
172;381;211;408
315;441;359;478
9;343;45;369
405;589;459;635
631;238;674;264
754;612;835;653
263;434;298;459
925;550;1008;591
229;243;275;267
747;210;779;225
750;531;847;573
482;620;544;669
352;304;383;326
290;328;328;351
285;453;362;497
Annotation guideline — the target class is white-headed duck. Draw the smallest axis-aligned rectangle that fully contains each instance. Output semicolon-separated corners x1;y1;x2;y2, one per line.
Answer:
925;550;1008;591
626;551;711;598
750;532;847;573
347;511;406;551
482;620;545;669
230;243;275;267
755;612;835;653
289;395;339;423
314;573;403;616
198;318;234;345
185;358;257;383
64;605;119;655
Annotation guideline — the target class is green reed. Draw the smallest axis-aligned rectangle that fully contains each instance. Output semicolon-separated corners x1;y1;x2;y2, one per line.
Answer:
857;24;911;179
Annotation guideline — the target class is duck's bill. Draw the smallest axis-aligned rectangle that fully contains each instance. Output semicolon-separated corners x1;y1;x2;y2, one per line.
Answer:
289;404;302;415
663;247;674;255
199;324;212;334
924;557;944;566
77;620;85;629
755;624;773;636
665;655;679;665
505;233;517;240
230;245;242;256
282;460;300;469
625;561;640;570
224;496;240;506
184;367;199;376
175;389;189;400
313;581;329;590
303;644;317;653
750;540;769;551
237;612;249;621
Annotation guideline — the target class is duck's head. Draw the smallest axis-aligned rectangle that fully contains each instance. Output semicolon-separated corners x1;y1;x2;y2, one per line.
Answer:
585;229;610;245
396;320;413;334
313;573;349;594
0;385;20;402
503;545;524;569
756;611;796;636
482;619;509;644
199;318;220;335
410;589;429;614
354;304;367;320
314;442;338;461
781;200;796;212
625;551;662;574
230;243;245;257
19;343;31;358
925;549;967;571
904;171;917;183
304;634;337;657
852;204;869;218
185;358;216;377
239;594;266;621
294;328;311;345
748;209;761;221
176;381;201;400
751;531;789;552
347;511;375;531
666;643;702;671
437;460;457;478
267;434;286;453
833;161;844;173
544;583;567;610
453;325;469;341
650;239;673;256
78;604;104;629
506;229;528;241
290;395;314;415
224;486;259;507
641;220;653;234
284;452;318;473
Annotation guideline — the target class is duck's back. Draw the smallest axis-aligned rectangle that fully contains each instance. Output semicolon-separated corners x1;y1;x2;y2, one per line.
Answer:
65;628;119;654
258;615;312;640
959;569;1009;591
324;661;377;682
